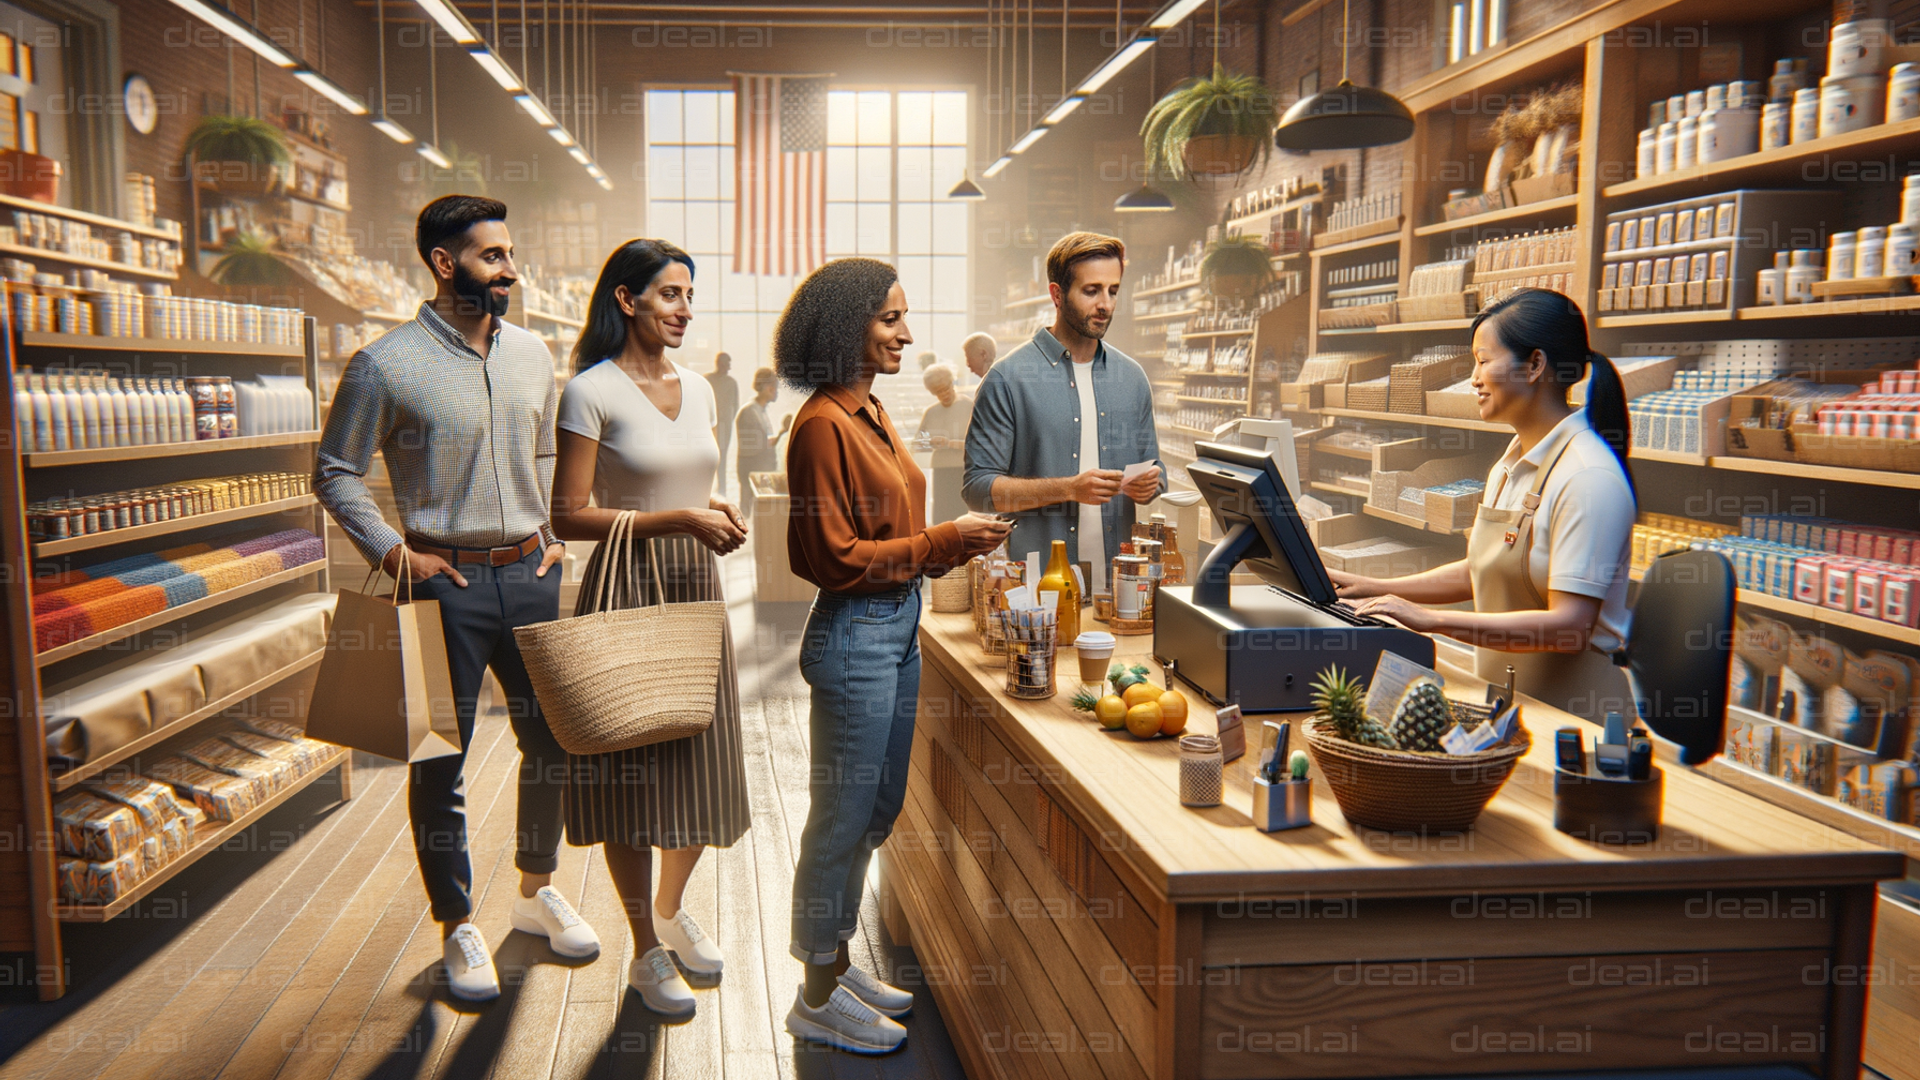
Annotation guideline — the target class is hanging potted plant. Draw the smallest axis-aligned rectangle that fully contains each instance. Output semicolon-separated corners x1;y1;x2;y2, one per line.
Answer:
186;115;292;197
209;230;299;287
1142;64;1276;180
1199;234;1276;299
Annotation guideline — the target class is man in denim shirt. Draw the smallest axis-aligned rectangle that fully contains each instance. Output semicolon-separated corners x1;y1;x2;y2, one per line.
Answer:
963;232;1165;593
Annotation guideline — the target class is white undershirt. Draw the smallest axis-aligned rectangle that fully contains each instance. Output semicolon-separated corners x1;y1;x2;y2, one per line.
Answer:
1073;359;1104;593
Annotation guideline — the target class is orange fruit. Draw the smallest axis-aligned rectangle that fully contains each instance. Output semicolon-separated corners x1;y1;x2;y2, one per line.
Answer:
1094;694;1128;730
1125;701;1163;739
1157;690;1189;736
1121;681;1162;710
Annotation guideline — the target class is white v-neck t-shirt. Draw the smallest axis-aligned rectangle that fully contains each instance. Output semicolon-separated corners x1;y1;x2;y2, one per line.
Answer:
1072;358;1105;592
557;359;719;514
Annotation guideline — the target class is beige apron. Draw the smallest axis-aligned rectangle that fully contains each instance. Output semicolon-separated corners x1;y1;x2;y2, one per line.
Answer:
1468;437;1632;719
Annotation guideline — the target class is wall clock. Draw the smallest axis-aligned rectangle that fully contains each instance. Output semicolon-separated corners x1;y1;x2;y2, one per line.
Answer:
124;74;156;135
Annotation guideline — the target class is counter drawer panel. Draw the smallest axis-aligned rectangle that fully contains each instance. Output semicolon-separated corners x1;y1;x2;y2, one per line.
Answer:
1197;948;1831;1079
906;726;1157;1077
1865;894;1920;1080
889;797;1058;1080
899;771;1143;1080
1202;887;1840;968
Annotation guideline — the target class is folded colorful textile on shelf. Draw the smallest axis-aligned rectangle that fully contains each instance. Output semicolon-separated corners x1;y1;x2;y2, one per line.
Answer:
32;529;322;650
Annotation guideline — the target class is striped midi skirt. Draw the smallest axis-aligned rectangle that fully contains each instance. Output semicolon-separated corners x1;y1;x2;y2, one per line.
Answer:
564;533;751;850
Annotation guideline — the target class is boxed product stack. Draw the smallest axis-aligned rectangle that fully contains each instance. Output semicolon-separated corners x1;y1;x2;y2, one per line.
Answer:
1283;351;1392;409
1398;257;1474;323
1726;611;1920;818
52;776;200;906
1387;347;1472;414
1422;478;1487;532
143;718;338;823
1629;367;1781;456
1686;513;1920;628
1630;512;1735;577
1727;360;1920;470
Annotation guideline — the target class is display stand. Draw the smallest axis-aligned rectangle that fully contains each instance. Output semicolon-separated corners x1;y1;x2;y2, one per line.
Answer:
0;298;339;1000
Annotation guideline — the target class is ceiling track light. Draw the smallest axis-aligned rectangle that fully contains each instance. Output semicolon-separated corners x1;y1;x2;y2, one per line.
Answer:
515;93;558;128
1040;95;1085;126
417;144;453;169
982;155;1015;179
469;49;523;91
166;0;296;67
1008;127;1046;154
293;70;367;115
372;118;414;144
413;0;482;45
546;126;575;147
568;146;591;165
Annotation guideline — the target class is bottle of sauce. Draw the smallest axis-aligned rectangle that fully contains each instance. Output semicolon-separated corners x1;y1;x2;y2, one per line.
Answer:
1039;539;1081;644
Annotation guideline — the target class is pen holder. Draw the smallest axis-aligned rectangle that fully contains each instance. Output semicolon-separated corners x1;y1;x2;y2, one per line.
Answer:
998;610;1058;699
1251;775;1313;832
1553;766;1663;844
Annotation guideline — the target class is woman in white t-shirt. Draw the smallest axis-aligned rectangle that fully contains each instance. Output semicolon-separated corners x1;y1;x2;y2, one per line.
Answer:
550;239;750;1017
1329;290;1637;719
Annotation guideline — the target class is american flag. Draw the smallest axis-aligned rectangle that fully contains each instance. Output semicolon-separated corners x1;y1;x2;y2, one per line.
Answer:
732;73;828;276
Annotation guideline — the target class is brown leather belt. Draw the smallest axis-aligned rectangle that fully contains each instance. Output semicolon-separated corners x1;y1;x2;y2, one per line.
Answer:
405;532;542;567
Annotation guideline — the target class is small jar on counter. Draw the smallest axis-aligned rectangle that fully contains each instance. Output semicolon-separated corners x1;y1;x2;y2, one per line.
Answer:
1179;734;1224;808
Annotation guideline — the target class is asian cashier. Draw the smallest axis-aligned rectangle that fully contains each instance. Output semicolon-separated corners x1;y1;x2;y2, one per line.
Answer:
1328;290;1636;718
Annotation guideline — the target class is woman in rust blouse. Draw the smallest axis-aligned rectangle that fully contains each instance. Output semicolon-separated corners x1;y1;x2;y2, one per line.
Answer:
775;258;1009;1054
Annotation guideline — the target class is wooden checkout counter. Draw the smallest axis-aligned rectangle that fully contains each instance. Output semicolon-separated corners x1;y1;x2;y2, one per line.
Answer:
877;610;1907;1080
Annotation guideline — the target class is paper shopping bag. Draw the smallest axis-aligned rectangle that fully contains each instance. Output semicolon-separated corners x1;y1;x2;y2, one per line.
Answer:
305;577;462;763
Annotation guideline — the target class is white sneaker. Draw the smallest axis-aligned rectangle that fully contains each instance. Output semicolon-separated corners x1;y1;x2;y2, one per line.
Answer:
442;924;500;1002
838;965;913;1018
653;907;724;975
629;944;696;1017
510;886;601;958
785;985;907;1054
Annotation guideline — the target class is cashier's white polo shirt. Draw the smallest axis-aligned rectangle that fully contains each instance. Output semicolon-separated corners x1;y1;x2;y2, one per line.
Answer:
1483;408;1636;654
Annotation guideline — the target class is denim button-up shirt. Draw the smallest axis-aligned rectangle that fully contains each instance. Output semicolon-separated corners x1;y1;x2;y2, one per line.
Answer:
962;327;1165;573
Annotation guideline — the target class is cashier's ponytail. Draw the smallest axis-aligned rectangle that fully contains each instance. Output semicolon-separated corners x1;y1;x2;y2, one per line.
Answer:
1471;288;1635;499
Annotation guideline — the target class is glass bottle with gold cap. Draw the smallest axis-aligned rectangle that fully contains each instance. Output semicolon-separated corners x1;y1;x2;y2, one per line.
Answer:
1037;539;1081;643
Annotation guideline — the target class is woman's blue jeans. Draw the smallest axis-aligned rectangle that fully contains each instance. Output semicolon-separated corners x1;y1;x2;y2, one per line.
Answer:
789;579;922;965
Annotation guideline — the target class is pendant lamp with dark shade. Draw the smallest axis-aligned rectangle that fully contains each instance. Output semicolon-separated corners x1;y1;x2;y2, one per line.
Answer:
1114;183;1175;212
948;173;986;199
1273;0;1414;151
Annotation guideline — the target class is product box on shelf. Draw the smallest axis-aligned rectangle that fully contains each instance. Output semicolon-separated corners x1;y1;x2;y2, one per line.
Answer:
1423;479;1487;533
1509;172;1576;206
1441;185;1511;222
1308;514;1439;577
1598;190;1842;316
1724;370;1884;462
1314;353;1395;409
1367;437;1495;520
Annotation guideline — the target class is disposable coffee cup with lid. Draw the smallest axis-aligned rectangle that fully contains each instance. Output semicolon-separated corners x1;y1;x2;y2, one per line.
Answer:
1074;631;1117;683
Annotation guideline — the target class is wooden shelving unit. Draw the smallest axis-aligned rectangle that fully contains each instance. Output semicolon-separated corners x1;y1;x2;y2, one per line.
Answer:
2;306;337;998
24;431;321;469
1412;193;1579;236
1604;116;1920;200
18;331;304;357
54;746;348;922
49;651;325;792
32;494;318;557
0;242;177;281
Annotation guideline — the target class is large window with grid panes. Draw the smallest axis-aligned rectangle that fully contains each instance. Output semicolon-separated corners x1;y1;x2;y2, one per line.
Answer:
643;87;970;376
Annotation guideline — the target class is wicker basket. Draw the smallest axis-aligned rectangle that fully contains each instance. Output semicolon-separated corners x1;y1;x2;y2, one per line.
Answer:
930;567;972;612
1302;713;1530;832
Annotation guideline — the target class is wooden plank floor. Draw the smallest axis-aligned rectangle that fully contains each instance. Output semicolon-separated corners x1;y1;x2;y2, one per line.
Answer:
0;536;971;1080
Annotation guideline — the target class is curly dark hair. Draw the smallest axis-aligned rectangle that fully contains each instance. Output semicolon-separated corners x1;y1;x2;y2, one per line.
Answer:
773;258;898;392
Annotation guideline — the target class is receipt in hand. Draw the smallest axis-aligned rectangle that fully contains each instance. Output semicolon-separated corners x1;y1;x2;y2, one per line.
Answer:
1122;461;1158;484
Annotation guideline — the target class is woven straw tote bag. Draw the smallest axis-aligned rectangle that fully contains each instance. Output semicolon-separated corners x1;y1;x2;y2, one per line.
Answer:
514;511;726;755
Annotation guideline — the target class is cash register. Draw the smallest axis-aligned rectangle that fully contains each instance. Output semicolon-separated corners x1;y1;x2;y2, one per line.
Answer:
1153;440;1434;712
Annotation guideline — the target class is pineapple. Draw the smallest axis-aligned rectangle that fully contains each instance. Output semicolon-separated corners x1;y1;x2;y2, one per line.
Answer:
1310;666;1399;750
1070;686;1101;713
1390;680;1455;752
